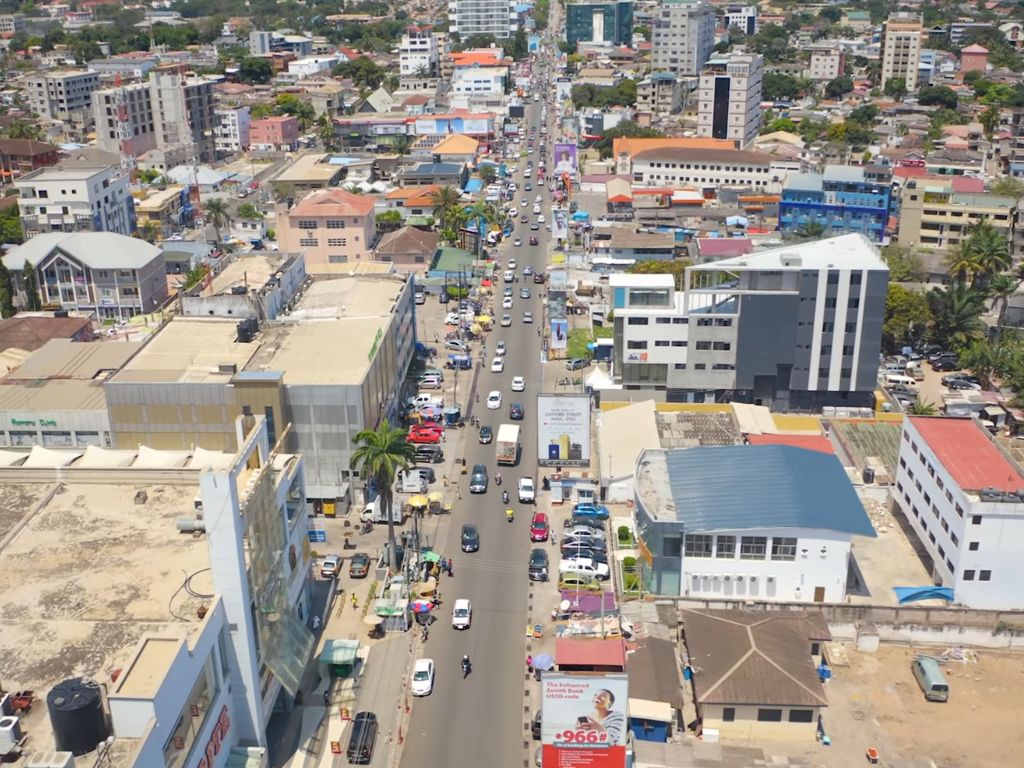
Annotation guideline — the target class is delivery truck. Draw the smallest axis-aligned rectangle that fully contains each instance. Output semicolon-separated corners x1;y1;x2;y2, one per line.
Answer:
360;496;404;524
496;423;520;465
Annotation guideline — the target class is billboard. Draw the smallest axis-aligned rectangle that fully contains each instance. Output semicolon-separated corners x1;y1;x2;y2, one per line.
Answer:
538;394;591;466
550;317;568;350
551;206;568;241
541;673;628;767
554;143;577;175
560;117;579;143
555;77;573;102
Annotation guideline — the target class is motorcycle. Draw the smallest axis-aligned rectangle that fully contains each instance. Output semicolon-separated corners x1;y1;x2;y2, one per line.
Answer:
506;508;514;523
462;656;472;678
502;490;509;504
495;473;502;486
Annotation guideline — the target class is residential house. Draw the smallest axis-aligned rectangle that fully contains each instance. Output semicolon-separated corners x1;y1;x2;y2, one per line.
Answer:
430;133;479;165
0;314;94;353
0;139;59;178
398;161;468;189
373;226;439;271
276;188;379;274
249;115;300;152
15;163;135;237
134;185;191;238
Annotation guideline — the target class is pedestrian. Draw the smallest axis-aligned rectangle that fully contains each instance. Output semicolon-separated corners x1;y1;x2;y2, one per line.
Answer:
448;560;455;577
456;487;462;500
526;655;533;670
442;474;448;487
323;689;331;707
441;557;448;573
351;593;358;610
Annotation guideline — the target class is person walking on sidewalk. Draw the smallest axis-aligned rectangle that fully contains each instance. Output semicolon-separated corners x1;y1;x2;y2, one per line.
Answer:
448;560;455;577
441;557;448;574
351;593;358;610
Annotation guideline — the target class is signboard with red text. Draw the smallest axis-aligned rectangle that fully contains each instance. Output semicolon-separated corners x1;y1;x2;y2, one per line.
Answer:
541;673;628;768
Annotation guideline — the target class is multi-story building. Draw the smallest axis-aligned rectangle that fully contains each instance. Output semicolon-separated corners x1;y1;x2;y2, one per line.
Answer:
721;5;757;36
808;49;845;81
25;69;99;134
448;0;517;40
610;233;888;409
881;12;923;92
275;188;379;274
779;166;891;243
621;141;787;192
0;138;59;178
214;105;251;155
400;25;441;78
249;29;314;56
651;0;715;78
696;52;764;148
892;416;1024;609
1;232;167;319
0;13;25;34
635;72;685;114
135;185;191;237
565;1;634;48
249;115;300;152
93;81;157;160
150;66;217;164
897;177;1016;254
15;163;135;237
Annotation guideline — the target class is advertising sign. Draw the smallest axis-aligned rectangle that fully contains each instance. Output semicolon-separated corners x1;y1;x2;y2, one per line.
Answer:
550;317;568;350
555;77;573;101
551;206;569;241
541;673;628;767
553;143;578;175
560;117;579;143
537;394;591;466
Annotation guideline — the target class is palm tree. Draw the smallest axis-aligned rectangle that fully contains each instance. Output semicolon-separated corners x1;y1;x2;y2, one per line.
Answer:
465;200;497;257
907;398;938;416
927;283;987;350
793;221;827;240
391;135;411;156
430;185;461;231
203;198;229;243
350;418;417;574
946;240;984;286
988;272;1021;334
964;220;1011;288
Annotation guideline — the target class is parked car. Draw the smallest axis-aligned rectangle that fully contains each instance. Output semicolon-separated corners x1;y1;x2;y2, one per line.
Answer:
567;514;605;531
557;573;602;592
407;427;442;444
415;445;444;463
346;712;378;765
530;512;549;541
561;535;608;554
931;358;959;371
560;545;608;565
411;658;435;696
566;358;590;371
559;557;610;581
320;555;342;578
564;525;606;542
348;552;371;578
479;425;494;444
461;524;480;552
452;598;472;629
528;548;549;581
533;272;545;284
519;477;536;503
572;502;610;520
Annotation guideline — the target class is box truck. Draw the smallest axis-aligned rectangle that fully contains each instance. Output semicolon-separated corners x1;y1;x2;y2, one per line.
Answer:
496;424;520;465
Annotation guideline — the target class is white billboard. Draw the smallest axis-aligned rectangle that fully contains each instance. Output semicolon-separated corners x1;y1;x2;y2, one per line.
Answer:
537;394;591;466
541;673;628;768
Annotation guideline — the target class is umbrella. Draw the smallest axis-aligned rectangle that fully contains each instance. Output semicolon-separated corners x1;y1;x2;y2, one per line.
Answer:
427;491;443;503
362;614;383;626
417;578;437;595
421;550;441;563
409;495;429;508
532;653;555;671
411;599;434;613
471;323;483;334
420;405;441;417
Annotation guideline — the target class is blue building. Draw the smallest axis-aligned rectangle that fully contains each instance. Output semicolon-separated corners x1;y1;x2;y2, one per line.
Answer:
778;166;891;243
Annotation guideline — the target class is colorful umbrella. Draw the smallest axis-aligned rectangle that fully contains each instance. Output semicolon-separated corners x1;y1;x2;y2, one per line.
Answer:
532;653;555;671
411;599;433;613
421;550;441;563
362;614;383;626
409;495;429;508
427;491;444;503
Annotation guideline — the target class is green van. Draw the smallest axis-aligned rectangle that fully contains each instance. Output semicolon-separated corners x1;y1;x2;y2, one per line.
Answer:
911;656;949;702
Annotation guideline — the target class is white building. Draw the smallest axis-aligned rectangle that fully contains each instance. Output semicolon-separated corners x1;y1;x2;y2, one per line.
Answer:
651;0;716;77
697;52;764;148
93;81;156;160
0;414;312;765
448;0;517;40
808;49;845;81
624;145;787;192
150;66;217;164
892;417;1024;609
400;25;440;78
722;5;757;36
25;69;99;133
880;12;922;91
15;163;134;237
214;105;251;155
288;55;342;79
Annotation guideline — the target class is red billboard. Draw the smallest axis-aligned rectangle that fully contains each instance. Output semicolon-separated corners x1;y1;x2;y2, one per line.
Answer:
541;673;628;768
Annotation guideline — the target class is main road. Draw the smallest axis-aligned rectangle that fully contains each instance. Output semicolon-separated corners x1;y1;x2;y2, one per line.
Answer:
400;92;555;767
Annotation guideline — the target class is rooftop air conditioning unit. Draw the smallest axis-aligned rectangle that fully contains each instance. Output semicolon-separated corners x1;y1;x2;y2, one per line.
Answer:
735;575;745;581
723;575;732;581
766;576;775;583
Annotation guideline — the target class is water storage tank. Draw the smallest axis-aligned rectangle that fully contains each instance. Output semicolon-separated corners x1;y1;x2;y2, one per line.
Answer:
46;679;110;756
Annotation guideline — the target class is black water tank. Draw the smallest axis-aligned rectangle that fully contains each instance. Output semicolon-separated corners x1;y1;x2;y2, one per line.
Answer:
863;467;875;484
47;678;110;756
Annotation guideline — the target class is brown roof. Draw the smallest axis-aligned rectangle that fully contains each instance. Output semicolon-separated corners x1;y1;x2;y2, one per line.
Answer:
0;138;57;157
681;609;829;708
632;146;774;166
0;315;93;353
289;188;378;219
374;226;438;256
627;635;684;708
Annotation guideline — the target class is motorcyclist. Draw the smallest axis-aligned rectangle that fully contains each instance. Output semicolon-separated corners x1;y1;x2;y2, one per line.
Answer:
462;655;471;677
502;489;509;504
506;507;514;522
495;472;502;485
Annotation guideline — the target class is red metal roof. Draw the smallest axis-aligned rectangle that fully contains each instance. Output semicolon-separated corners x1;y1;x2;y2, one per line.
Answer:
697;238;753;258
748;434;834;455
909;417;1024;492
555;638;626;669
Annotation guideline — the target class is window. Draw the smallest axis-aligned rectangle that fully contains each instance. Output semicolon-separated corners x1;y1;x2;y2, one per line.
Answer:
656;317;672;324
963;569;975;581
627;340;648;349
662;536;682;557
695;341;712;350
713;342;731;351
671;340;687;347
757;709;783;722
723;707;735;722
771;537;797;561
298;237;319;247
627;317;649;325
328;255;348;263
740;536;767;560
684;534;712;557
789;710;814;723
980;570;992;581
326;219;345;228
297;219;317;229
655;340;670;347
327;237;347;247
971;514;981;525
968;541;979;551
715;535;735;558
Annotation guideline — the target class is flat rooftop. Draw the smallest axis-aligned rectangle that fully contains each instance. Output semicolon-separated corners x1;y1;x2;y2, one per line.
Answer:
206;251;294;296
689;232;886;273
909;416;1024;493
275;153;342;183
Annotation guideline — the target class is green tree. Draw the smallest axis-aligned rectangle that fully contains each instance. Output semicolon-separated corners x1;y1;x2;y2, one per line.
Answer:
250;103;274;119
23;260;41;311
990;176;1024;198
964;219;1011;288
316;114;336;151
946;240;985;286
7;120;42;140
274;93;316;129
429;185;462;231
907;398;938;416
0;204;24;245
883;284;932;353
848;104;879;124
927;284;986;351
880;244;925;282
465;200;497;257
626;258;693;290
478;164;497;185
883;77;908;100
762;72;801;101
593;123;663;159
823;75;853;99
761;117;797;134
238;57;273;84
375;210;403;232
793;221;828;240
989;272;1021;333
978;106;1000;140
333;57;386;89
917;85;958;109
957;339;1014;390
0;261;15;318
349;418;416;574
140;220;161;243
237;203;261;219
203;198;229;241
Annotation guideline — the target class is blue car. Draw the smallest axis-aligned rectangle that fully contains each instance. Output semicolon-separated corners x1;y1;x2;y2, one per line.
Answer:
572;503;609;520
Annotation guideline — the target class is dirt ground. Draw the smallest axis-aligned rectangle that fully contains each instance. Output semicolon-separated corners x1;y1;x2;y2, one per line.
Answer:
820;643;1024;768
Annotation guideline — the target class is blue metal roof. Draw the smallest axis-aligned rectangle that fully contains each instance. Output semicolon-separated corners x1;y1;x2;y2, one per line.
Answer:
464;178;483;193
663;446;876;537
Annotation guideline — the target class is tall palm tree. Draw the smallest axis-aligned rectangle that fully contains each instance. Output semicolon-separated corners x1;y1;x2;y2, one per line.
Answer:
350;418;416;574
907;398;938;416
465;200;497;257
945;240;984;286
793;221;827;240
927;283;987;350
988;272;1021;335
965;219;1011;288
430;185;461;231
203;198;229;243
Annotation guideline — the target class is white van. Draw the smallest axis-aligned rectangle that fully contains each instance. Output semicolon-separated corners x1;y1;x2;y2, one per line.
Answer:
884;374;917;389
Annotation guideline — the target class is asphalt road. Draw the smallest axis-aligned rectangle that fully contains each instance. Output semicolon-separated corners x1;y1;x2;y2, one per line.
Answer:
400;96;553;768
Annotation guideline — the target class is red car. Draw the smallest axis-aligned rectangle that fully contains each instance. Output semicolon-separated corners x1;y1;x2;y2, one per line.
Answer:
530;512;549;542
407;427;442;444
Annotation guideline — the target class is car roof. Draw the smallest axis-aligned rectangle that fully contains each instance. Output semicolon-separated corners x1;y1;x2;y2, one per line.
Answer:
531;511;547;521
414;658;433;669
454;598;470;609
530;547;547;559
463;524;477;532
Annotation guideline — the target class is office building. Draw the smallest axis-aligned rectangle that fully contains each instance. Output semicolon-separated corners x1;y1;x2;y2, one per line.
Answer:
609;233;888;409
275;188;379;274
634;445;875;598
721;5;757;36
636;72;685;115
619;138;786;192
881;13;923;92
808;49;845;81
892;417;1024;609
0;414;312;763
779;166;891;243
400;25;441;78
93;81;157;160
565;0;634;48
897;177;1015;254
0;13;25;34
651;0;715;77
249;29;313;56
696;52;764;148
448;0;517;40
15;163;135;237
25;69;99;134
214;105;251;155
150;66;217;164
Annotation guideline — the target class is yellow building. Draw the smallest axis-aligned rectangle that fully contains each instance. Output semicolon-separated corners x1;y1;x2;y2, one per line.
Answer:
897;178;1016;253
134;185;188;238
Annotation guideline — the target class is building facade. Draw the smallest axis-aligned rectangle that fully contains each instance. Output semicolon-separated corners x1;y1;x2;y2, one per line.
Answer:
400;26;441;77
93;81;157;160
651;0;715;77
214;105;251;155
150;66;217;164
808;49;845;81
15;163;135;237
635;72;685;115
779;166;891;243
275;188;379;274
696;52;764;148
881;13;923;91
626;145;785;192
892;417;1024;609
0;139;59;177
566;1;634;48
897;178;1015;253
448;0;517;40
721;5;757;36
249;115;300;152
25;69;99;134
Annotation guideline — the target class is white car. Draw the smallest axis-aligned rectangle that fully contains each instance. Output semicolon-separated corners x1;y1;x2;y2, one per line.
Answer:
535;195;542;203
522;312;533;323
491;356;505;372
496;341;507;356
559;558;611;581
452;598;472;629
513;238;523;247
521;198;529;207
537;214;546;224
444;313;461;326
501;314;512;327
502;297;514;309
411;658;435;696
518;477;535;503
508;259;518;269
487;390;502;409
511;376;526;391
503;270;515;283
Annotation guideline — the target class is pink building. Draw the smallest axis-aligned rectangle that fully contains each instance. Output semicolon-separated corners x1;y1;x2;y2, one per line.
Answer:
960;44;989;74
276;188;379;275
249;115;300;152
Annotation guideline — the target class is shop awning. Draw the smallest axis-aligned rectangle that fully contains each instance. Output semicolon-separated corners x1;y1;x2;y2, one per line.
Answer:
319;638;360;666
555;637;626;669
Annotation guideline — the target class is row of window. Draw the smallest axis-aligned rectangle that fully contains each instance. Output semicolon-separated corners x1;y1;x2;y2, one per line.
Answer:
684;534;798;561
296;218;361;229
298;237;360;247
644;162;770;174
722;708;815;723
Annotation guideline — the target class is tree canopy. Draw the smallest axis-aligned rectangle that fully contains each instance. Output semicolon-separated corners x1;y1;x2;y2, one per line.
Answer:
823;75;853;99
571;80;637;109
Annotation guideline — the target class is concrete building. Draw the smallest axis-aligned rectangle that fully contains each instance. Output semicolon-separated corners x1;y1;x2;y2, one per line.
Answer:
897;178;1015;254
779;166;891;243
93;81;156;160
0;13;25;34
881;13;923;92
622;142;786;192
634;445;875;598
2;232;168;319
808;49;845;81
150;66;217;164
0;414;311;763
697;52;764;148
565;0;634;48
400;25;441;78
0;138;59;178
448;0;517;40
959;43;989;74
892;417;1024;609
249;115;300;152
610;233;888;408
134;185;191;237
721;5;757;36
249;29;313;56
15;162;135;237
25;69;99;134
651;0;716;78
106;273;415;505
214;105;251;155
275;188;379;274
180;251;306;321
636;72;685;115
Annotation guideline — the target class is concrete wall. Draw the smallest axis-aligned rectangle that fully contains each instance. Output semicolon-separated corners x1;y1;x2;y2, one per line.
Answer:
701;703;819;742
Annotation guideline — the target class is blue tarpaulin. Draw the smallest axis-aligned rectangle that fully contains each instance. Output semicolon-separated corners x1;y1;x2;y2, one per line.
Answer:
894;586;954;604
464;178;483;193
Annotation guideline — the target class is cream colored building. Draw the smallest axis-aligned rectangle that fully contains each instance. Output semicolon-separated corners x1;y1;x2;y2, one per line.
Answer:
880;13;923;92
275;187;379;273
897;178;1016;253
